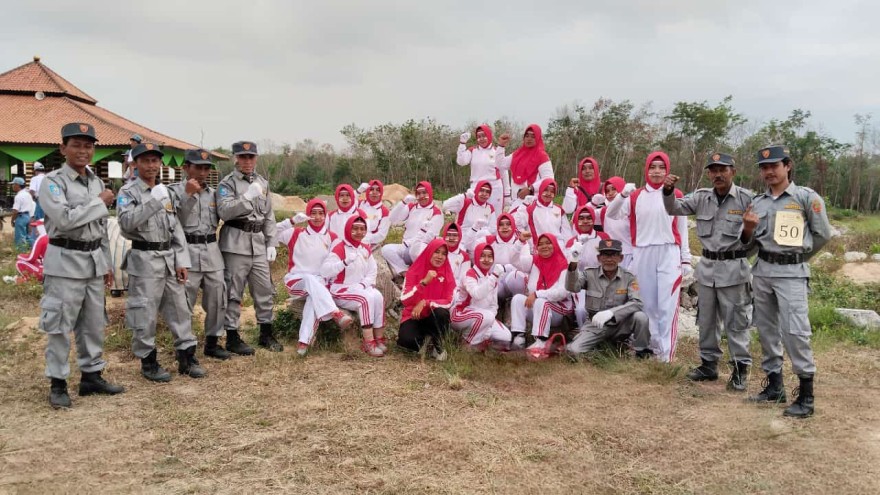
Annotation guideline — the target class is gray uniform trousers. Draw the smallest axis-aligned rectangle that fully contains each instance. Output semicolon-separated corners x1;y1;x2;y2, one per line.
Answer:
696;282;752;365
42;275;107;379
185;270;226;337
127;273;198;358
223;252;275;330
752;276;816;376
568;311;650;354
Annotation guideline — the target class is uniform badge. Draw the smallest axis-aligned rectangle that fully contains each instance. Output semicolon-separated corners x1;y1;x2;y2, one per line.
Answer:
209;202;216;208
201;151;209;160
118;195;130;207
48;183;61;197
79;124;89;133
728;209;743;215
243;143;252;151
712;154;721;161
761;149;771;159
631;281;639;291
145;143;155;150
218;186;229;197
616;289;627;295
811;199;822;213
784;203;802;210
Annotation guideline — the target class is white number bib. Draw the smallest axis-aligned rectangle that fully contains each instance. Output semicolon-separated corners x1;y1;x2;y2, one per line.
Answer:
773;211;805;247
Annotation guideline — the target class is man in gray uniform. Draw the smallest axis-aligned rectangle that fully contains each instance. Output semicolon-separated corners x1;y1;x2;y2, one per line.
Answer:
217;141;281;353
564;239;651;357
663;153;755;390
170;149;230;360
742;145;832;418
39;122;124;408
117;143;205;381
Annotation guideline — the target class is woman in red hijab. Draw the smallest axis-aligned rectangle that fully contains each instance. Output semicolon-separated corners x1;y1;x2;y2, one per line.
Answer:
509;233;575;350
356;179;390;248
495;124;554;208
451;242;512;351
562;157;606;220
321;214;387;357
456;124;510;213
397;238;456;360
599;176;633;268
328;183;363;239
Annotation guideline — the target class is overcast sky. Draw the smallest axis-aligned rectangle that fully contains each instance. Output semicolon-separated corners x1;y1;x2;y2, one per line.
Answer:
3;0;878;151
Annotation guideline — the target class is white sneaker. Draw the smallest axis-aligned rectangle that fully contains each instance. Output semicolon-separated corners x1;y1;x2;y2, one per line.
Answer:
2;276;16;284
296;343;309;357
527;339;545;350
361;340;385;358
375;337;388;353
511;335;526;350
333;311;354;331
430;348;448;362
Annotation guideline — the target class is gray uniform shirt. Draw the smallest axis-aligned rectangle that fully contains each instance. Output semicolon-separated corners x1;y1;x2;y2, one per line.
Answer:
216;170;277;256
170;182;223;272
565;266;643;322
663;185;754;287
748;182;832;278
117;178;191;277
38;163;111;279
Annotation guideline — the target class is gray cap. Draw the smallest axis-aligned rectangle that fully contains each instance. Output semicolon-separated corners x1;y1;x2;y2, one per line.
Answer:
706;152;735;168
757;145;791;165
131;143;164;160
11;177;25;186
184;148;214;167
33;161;45;171
232;141;258;155
61;122;97;141
597;238;623;254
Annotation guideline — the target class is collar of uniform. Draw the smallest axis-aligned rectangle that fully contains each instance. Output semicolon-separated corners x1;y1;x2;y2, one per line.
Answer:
599;268;621;281
133;177;158;193
61;162;95;182
233;169;255;182
764;181;797;198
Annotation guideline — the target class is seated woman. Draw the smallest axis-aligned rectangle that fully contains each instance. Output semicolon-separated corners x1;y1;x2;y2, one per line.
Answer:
451;242;512;351
486;213;528;299
356;179;391;248
321;215;387;357
6;219;48;283
510;233;575;350
327;184;364;240
442;180;497;253
381;181;443;280
278;198;353;356
441;222;471;287
513;178;573;248
397;238;456;360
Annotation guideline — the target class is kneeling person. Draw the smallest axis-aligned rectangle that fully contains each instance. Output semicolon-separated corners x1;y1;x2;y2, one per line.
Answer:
564;239;650;357
117;143;204;381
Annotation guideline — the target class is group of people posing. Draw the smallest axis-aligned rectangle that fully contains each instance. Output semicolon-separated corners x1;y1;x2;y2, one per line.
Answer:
36;121;831;419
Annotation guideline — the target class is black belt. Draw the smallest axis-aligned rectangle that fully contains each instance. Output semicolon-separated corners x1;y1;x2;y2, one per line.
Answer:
758;251;803;265
132;240;172;251
702;249;748;261
185;233;217;244
49;238;102;252
225;219;264;233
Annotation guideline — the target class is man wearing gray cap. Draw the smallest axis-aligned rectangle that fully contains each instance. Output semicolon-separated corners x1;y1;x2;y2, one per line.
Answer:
38;122;124;408
217;141;281;353
29;161;46;220
117;143;204;381
170;149;230;360
123;134;143;182
564;238;651;357
741;145;832;418
662;153;755;391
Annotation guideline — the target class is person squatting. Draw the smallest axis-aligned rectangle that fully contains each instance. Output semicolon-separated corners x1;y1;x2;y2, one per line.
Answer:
36;122;829;419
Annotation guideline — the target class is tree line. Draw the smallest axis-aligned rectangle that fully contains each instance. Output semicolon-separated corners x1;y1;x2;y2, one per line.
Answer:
214;97;880;211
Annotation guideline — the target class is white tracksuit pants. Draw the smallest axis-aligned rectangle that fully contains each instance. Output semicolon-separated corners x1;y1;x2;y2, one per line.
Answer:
451;307;512;345
331;286;385;329
381;243;413;276
510;294;573;338
630;244;682;362
498;270;527;299
285;274;338;345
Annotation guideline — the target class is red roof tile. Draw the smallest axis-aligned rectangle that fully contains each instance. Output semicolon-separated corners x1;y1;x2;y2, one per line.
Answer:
0;57;96;104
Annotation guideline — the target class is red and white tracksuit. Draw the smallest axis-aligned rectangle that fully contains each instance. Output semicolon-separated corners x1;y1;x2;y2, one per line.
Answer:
485;234;528;298
321;240;385;330
358;200;390;248
381;201;443;275
457;144;510;213
451;268;512;346
443;193;497;254
606;185;691;362
277;220;340;346
328;206;364;241
510;250;574;338
600;207;633;268
16;233;47;281
513;200;574;248
495;152;554;210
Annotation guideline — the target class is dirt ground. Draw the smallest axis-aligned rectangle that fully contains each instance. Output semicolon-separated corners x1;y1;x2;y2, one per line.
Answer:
839;262;880;284
1;312;879;494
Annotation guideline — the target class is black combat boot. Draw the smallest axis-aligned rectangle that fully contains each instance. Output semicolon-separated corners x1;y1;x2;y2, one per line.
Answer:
635;349;654;360
49;378;71;409
204;336;232;360
141;349;172;382
747;371;786;403
225;330;255;356
79;371;125;396
177;347;207;378
257;323;283;352
727;361;750;392
686;358;719;381
783;375;815;418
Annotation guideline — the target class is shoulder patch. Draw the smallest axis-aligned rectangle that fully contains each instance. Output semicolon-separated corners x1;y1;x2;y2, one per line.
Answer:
117;195;130;207
48;183;61;197
218;185;230;197
811;199;822;213
631;280;639;291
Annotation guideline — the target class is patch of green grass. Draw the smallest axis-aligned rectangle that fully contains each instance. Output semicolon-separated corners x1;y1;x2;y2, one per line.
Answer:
810;304;880;350
810;268;880;313
273;306;346;352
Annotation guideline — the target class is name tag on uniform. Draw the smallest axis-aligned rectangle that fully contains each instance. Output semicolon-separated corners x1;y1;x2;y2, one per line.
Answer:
615;289;627;295
728;209;743;215
773;211;805;247
784;203;802;210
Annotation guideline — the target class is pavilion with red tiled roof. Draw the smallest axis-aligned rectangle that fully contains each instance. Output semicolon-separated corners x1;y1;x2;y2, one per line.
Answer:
0;56;226;204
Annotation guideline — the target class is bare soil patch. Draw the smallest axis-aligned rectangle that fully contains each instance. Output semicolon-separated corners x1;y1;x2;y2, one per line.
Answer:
839;262;880;284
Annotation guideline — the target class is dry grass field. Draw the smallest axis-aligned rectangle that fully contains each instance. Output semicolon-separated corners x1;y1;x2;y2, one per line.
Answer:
1;229;879;494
